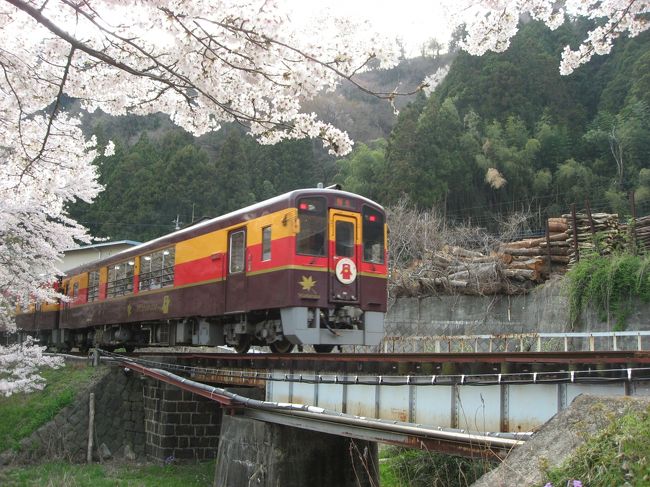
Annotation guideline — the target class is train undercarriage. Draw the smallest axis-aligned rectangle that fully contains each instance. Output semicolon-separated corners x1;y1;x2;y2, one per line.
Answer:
27;305;382;354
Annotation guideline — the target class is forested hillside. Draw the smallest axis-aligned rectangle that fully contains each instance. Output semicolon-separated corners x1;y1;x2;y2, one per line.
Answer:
338;20;650;230
69;20;650;242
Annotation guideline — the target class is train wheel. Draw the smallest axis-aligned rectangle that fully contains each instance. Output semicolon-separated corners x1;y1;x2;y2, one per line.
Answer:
313;344;335;354
234;335;251;354
269;339;295;354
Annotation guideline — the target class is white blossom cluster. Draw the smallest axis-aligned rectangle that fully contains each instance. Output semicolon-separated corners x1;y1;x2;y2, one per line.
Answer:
3;0;397;153
456;0;649;74
0;336;64;397
422;66;451;97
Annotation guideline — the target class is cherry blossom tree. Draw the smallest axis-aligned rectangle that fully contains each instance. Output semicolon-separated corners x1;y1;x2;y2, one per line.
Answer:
0;336;64;396
456;0;649;75
0;0;400;325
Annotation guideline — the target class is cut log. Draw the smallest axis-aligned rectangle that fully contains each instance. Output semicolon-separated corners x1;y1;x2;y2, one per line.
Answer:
447;262;498;281
540;240;570;247
548;221;568;233
549;255;570;264
507;258;545;272
503;268;539;281
502;247;543;257
443;245;485;258
548;232;570;241
491;252;514;265
432;278;469;288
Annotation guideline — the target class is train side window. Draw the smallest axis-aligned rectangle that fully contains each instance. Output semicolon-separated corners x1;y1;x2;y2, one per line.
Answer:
296;197;326;256
139;247;175;290
107;260;135;297
262;226;272;261
72;282;79;298
362;206;385;264
230;230;246;274
88;271;100;302
161;249;175;287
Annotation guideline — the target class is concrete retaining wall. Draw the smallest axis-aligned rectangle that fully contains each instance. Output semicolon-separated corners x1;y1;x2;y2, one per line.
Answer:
386;278;650;339
1;365;145;464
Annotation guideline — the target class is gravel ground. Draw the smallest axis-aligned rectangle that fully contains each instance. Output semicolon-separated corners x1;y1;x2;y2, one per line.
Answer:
471;394;650;487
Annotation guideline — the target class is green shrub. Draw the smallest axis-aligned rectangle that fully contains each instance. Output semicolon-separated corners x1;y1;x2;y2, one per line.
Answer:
568;253;650;330
380;446;493;487
543;406;650;486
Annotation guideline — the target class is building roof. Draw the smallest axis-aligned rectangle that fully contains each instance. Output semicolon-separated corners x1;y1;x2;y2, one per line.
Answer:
65;240;141;252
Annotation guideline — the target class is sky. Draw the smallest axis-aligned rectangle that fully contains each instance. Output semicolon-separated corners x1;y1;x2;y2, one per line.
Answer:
282;0;458;56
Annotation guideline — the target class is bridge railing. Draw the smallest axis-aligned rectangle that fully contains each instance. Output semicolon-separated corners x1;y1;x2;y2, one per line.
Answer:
379;331;650;354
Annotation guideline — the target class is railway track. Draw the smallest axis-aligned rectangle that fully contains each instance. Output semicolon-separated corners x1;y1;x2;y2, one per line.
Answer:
74;349;650;387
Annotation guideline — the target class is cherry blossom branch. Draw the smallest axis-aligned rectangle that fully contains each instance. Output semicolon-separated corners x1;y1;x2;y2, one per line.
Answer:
28;45;75;170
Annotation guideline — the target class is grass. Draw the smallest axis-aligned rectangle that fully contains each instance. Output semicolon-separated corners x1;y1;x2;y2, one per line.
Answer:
0;460;215;486
379;446;492;487
542;405;650;486
0;364;215;486
0;364;100;452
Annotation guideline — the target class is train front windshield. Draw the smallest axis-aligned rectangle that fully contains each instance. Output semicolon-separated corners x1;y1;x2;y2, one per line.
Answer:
296;197;327;256
362;206;385;264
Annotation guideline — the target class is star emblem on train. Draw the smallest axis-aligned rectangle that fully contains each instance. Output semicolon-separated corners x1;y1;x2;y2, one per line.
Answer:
299;275;316;292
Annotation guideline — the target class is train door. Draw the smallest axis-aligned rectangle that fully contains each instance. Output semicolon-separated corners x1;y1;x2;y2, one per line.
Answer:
225;228;247;313
329;211;360;303
60;280;71;326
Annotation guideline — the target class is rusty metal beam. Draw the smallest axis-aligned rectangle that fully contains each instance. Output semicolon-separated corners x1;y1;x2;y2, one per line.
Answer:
121;360;238;406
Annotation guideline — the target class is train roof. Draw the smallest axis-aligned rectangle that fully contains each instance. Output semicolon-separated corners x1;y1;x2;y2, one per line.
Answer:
63;188;384;277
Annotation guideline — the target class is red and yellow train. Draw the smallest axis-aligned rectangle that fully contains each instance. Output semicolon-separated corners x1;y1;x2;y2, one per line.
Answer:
15;188;387;353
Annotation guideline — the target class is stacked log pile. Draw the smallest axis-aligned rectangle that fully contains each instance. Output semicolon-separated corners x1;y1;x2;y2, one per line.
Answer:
634;215;650;252
391;212;646;299
391;244;545;297
563;212;621;265
499;217;571;275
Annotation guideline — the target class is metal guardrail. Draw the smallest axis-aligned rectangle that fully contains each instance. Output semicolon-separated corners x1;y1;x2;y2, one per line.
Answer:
381;331;650;353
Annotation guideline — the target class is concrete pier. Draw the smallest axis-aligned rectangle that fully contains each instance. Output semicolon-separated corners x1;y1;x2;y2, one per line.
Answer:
143;378;222;461
214;414;379;487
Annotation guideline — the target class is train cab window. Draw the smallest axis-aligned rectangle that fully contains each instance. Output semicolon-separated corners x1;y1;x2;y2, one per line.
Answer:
72;283;79;299
229;231;246;273
107;260;135;297
88;271;99;302
296;197;326;256
262;226;272;261
335;221;355;257
362;206;385;264
139;247;175;290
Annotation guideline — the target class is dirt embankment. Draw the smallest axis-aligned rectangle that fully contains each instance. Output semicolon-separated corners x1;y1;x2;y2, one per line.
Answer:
472;395;650;487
